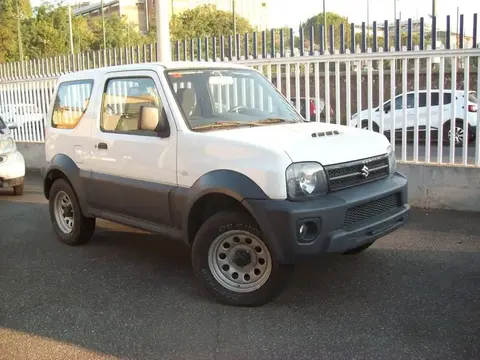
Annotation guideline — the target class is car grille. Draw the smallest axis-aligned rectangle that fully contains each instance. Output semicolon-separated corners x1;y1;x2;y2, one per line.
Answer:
324;154;389;191
344;193;402;229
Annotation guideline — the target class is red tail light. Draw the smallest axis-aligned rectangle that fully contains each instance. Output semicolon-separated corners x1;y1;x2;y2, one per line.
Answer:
309;99;316;115
468;104;477;112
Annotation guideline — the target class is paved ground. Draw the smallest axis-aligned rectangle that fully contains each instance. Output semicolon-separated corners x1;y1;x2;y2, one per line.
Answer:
1;175;479;360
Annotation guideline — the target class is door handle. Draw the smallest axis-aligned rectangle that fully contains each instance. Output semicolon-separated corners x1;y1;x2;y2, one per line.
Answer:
96;142;108;150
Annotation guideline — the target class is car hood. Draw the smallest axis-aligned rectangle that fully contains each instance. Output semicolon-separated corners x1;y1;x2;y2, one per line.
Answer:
203;122;391;166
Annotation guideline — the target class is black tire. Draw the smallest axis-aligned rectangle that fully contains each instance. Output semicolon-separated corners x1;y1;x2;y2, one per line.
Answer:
443;119;472;147
361;120;379;132
13;183;24;196
49;178;96;246
191;211;294;307
343;242;374;255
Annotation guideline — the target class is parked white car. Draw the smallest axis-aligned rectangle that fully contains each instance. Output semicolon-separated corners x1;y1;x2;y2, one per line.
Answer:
42;62;410;306
351;89;478;146
0;103;44;129
0;116;25;195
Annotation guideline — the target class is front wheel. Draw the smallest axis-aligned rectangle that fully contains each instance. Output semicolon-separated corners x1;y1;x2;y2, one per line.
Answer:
191;211;294;307
49;178;96;246
443;119;472;147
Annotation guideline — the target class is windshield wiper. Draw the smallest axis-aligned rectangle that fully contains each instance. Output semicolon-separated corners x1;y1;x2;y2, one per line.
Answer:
247;118;294;125
191;121;254;131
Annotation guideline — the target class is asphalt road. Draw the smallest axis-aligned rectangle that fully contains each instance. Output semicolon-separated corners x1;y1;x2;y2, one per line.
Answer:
1;175;479;360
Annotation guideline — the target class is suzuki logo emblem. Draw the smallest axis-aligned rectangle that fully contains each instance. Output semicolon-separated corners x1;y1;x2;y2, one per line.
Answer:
361;165;370;178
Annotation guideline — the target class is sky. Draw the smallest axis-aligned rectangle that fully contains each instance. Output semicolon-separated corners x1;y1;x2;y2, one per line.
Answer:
30;0;480;35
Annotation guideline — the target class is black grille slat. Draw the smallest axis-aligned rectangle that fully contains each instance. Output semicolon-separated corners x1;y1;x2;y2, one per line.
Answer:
344;193;401;229
325;155;389;191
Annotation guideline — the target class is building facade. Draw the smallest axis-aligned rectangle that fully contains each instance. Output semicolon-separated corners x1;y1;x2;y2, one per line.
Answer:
74;0;269;34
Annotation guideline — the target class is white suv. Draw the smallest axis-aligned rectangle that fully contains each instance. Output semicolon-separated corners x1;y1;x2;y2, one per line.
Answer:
42;62;410;306
351;90;478;146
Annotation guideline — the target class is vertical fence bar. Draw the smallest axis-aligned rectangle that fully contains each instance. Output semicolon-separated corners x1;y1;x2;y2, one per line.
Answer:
204;37;209;61
290;28;295;56
305;62;310;119
437;56;445;163
183;39;187;61
175;41;180;61
310;26;315;55
346;59;351;126
432;16;437;50
244;34;249;59
285;59;291;101
426;57;432;163
414;55;420;162
356;59;361;127
300;27;305;56
350;23;355;53
367;57;373;130
340;24;345;54
320;25;325;55
459;14;464;49
473;13;478;48
372;21;377;52
390;56;396;151
279;29;285;57
253;32;258;59
212;37;217;61
270;29;275;58
401;57;408;161
407;19;412;51
197;38;201;61
476;52;480;165
378;58;384;134
446;16;451;49
220;36;225;61
335;60;340;124
314;61;320;121
294;62;301;112
449;56;457;163
395;19;400;51
384;20;389;51
261;31;266;58
236;34;240;59
189;39;194;61
325;60;330;123
361;22;366;53
420;17;425;50
462;57;470;165
228;35;233;60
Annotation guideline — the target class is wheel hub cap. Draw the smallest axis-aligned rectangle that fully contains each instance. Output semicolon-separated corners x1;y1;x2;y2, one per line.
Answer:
207;230;272;293
53;191;75;234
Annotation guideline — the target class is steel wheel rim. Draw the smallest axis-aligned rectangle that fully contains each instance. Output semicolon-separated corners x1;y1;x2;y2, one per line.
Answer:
207;230;272;293
448;126;464;144
54;191;74;234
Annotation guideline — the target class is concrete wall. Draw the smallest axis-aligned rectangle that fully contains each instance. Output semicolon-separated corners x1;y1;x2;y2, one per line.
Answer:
17;142;480;212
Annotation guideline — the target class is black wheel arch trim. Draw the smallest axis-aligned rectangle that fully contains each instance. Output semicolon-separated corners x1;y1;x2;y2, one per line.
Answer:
43;154;90;214
179;169;270;236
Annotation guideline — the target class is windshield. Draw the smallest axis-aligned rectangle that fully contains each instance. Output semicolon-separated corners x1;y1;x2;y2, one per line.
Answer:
165;68;303;131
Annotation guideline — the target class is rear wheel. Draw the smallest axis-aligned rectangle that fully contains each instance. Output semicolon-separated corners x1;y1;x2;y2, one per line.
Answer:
191;211;294;307
443;119;472;147
49;178;96;246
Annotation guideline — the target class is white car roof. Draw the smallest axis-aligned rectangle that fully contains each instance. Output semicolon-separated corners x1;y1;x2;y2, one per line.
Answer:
57;61;253;82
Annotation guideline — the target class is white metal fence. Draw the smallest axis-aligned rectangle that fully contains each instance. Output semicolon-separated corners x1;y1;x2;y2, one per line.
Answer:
1;47;480;167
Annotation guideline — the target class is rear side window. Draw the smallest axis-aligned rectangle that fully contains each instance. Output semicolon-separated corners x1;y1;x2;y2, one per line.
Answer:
443;93;452;105
51;80;94;129
469;92;477;103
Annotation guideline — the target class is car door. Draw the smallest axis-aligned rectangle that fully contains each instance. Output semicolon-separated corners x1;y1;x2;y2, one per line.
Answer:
86;70;178;226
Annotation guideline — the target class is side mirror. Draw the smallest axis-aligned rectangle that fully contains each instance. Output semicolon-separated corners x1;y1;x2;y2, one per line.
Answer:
7;123;18;130
139;106;170;137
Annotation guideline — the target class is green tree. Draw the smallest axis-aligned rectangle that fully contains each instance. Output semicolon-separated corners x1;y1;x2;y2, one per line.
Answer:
0;0;32;61
300;12;350;50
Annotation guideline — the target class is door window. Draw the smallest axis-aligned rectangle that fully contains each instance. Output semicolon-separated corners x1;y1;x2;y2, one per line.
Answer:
101;77;165;137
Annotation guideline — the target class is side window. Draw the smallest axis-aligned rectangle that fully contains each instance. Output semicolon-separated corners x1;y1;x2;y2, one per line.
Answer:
418;93;427;107
51;80;94;129
394;96;403;110
407;94;415;108
101;77;164;136
443;93;452;105
431;92;440;106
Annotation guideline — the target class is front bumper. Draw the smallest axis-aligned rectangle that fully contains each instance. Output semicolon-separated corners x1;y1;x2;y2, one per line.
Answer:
243;172;409;264
0;150;26;188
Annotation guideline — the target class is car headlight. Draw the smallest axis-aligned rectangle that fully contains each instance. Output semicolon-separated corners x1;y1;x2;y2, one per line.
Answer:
0;137;16;155
387;145;396;175
286;162;328;199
